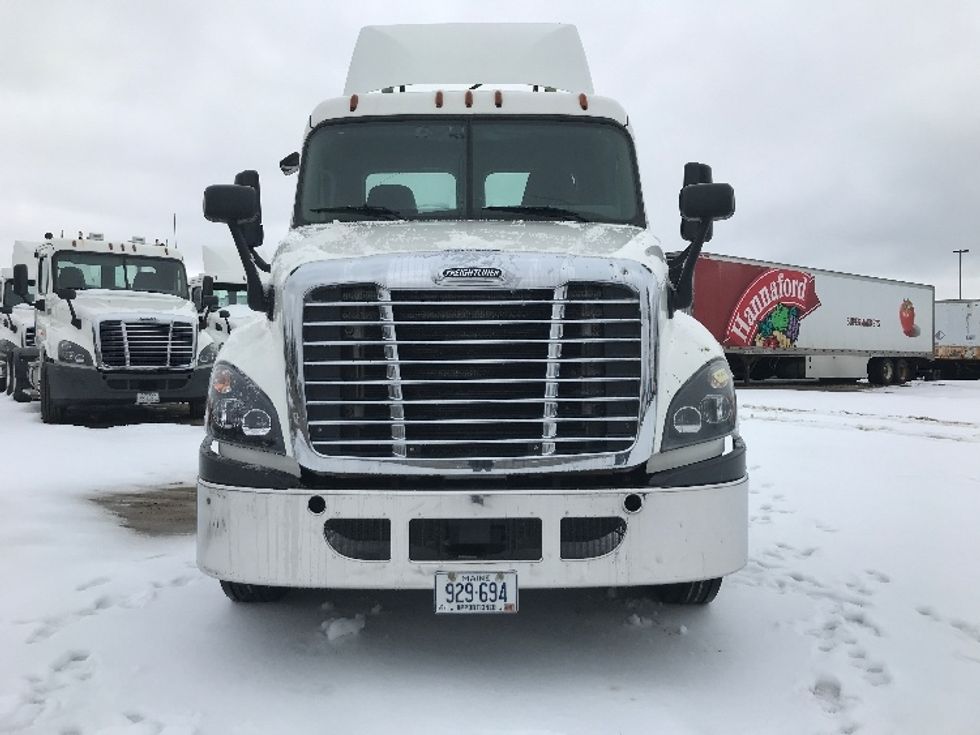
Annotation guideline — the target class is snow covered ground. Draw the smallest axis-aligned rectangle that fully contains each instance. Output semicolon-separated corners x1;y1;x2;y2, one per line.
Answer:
1;381;979;734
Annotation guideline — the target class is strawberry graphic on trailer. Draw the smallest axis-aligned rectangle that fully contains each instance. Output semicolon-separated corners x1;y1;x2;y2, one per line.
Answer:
900;298;919;337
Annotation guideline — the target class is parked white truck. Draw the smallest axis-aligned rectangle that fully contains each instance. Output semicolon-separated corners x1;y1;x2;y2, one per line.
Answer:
190;244;258;350
933;299;979;378
1;242;39;401
197;23;746;611
9;233;217;422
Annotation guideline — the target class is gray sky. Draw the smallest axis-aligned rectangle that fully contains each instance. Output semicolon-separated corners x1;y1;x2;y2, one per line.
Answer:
2;1;978;299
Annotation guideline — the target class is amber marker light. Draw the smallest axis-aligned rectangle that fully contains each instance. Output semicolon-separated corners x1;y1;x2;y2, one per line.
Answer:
212;365;234;395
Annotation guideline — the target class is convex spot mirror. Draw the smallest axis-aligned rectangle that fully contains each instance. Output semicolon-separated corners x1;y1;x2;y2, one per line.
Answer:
280;151;300;175
203;185;259;225
12;264;29;298
679;183;736;222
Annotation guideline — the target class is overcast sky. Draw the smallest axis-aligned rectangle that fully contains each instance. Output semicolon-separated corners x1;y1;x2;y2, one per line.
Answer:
1;1;978;299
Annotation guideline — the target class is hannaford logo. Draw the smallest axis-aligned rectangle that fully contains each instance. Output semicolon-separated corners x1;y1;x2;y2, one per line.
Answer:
441;267;503;279
725;269;821;348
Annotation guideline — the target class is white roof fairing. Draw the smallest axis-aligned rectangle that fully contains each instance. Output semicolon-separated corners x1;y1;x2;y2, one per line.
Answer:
343;23;594;95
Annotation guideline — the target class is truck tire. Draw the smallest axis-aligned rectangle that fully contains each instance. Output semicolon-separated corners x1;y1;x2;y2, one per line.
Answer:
11;352;32;403
219;580;288;603
653;577;722;605
895;358;912;384
40;363;66;423
4;353;12;395
867;357;895;386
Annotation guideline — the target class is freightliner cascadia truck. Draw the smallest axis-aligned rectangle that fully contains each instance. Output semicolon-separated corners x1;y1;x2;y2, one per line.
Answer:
198;23;746;612
10;233;216;422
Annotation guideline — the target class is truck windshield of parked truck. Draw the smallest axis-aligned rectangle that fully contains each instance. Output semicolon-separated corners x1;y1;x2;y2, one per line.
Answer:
52;253;188;298
297;117;644;226
212;283;248;307
3;279;35;306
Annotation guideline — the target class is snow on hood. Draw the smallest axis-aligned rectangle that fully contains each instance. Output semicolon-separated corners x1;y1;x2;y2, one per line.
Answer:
272;221;666;284
9;304;35;329
69;290;196;322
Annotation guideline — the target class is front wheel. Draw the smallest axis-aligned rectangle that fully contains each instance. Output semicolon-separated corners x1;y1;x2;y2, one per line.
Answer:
11;352;32;403
219;580;288;603
652;577;723;605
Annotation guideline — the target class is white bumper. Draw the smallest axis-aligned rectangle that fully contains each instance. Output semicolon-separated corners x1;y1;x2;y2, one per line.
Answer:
197;476;748;589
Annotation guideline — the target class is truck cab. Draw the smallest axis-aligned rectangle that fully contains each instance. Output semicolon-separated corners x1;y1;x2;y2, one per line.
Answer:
12;232;217;422
1;242;38;401
197;23;746;610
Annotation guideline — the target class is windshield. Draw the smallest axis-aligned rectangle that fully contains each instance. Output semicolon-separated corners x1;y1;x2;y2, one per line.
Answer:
3;279;35;307
296;117;644;226
52;253;188;298
213;283;248;308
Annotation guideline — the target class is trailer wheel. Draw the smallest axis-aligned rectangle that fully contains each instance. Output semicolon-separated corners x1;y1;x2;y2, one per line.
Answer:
895;358;912;384
219;580;288;603
868;357;895;386
40;363;66;423
652;577;722;605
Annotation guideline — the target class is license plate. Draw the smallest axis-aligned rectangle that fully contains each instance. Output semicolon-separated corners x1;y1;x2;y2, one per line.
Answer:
434;571;518;614
136;392;160;405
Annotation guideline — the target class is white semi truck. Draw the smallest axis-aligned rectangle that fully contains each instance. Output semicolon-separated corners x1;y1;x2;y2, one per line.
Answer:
197;23;746;611
9;233;217;422
1;242;39;401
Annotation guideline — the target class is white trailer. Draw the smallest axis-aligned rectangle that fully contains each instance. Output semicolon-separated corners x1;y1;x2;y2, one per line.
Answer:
8;233;218;422
691;253;935;384
933;300;979;378
195;23;747;611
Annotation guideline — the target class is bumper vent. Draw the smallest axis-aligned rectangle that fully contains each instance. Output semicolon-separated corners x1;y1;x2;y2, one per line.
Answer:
24;327;35;347
560;517;627;559
301;283;642;460
323;519;391;561
99;320;195;369
409;518;542;561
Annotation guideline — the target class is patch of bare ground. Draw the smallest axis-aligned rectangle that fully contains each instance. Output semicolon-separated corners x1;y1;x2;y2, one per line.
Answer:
90;482;196;536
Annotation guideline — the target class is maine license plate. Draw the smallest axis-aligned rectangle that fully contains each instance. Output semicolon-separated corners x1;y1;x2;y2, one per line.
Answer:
434;571;518;614
136;392;160;405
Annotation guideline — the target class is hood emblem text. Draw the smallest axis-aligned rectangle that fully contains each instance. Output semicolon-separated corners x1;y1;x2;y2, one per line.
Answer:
440;267;503;280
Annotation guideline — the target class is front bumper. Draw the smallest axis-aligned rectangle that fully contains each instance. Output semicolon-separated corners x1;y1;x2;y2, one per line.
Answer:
197;472;748;590
45;362;211;406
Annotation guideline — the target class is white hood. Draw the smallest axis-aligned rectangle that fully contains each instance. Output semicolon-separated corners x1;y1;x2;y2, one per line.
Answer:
272;221;666;285
68;290;197;322
9;304;35;330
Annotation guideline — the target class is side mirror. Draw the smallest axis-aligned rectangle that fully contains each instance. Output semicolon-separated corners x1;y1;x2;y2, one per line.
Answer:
12;264;29;298
218;309;230;319
233;170;264;250
280;151;300;175
34;299;46;311
680;162;716;242
55;287;77;301
679;183;736;222
201;275;214;298
203;184;259;225
0;306;11;315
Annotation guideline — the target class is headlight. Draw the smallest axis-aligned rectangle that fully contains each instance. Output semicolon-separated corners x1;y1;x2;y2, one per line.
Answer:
198;341;219;365
207;362;284;453
58;340;93;366
661;358;737;450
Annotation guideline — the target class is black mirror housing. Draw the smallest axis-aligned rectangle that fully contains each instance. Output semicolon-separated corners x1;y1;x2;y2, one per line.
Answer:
201;275;214;298
55;287;77;301
12;264;29;298
202;295;219;310
679;183;735;222
234;170;264;250
218;309;230;319
203;184;259;225
0;305;11;315
280;151;300;175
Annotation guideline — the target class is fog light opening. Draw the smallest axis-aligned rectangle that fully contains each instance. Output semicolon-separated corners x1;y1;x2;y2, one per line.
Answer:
307;496;326;515
623;493;643;513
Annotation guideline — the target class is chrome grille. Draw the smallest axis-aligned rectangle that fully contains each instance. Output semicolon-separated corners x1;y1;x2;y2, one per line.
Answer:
24;327;35;347
98;320;196;369
301;283;642;460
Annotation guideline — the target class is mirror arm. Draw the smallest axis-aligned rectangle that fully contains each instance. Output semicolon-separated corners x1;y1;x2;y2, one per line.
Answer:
667;219;711;317
251;249;271;273
228;223;269;315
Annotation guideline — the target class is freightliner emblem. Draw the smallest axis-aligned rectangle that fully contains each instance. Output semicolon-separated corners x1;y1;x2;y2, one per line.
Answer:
441;267;503;279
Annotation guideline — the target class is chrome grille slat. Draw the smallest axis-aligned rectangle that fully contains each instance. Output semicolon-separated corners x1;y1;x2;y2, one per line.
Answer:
98;319;196;369
301;282;642;461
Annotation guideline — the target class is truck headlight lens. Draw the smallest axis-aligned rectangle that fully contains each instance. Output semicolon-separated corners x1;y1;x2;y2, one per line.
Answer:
198;342;218;365
207;362;284;452
58;340;93;366
662;359;737;450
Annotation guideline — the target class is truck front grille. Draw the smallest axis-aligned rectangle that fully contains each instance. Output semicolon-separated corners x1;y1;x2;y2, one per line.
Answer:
301;283;642;460
99;320;196;369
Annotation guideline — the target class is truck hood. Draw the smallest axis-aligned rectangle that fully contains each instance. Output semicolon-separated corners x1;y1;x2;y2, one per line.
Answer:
69;290;197;322
9;304;35;329
273;221;667;284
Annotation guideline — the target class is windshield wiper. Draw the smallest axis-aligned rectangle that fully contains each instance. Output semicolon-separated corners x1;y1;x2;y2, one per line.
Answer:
482;205;589;222
309;205;403;220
